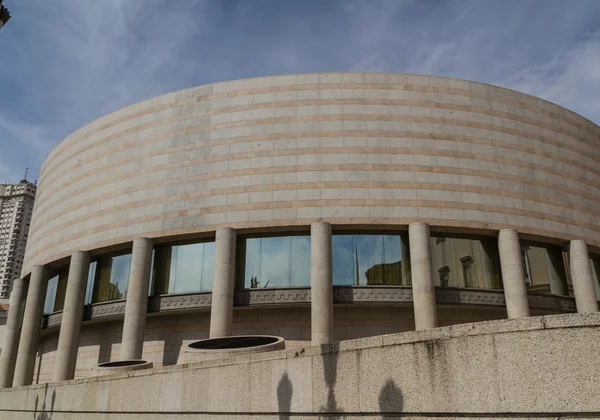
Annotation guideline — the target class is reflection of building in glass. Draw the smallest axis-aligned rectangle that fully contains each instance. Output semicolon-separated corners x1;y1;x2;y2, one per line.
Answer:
365;260;403;285
520;244;570;295
431;237;503;289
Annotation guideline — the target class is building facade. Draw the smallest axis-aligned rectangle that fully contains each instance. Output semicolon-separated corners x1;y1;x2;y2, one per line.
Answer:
0;73;599;398
0;180;36;299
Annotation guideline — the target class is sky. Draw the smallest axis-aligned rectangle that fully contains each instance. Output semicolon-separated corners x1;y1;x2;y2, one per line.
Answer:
0;0;599;183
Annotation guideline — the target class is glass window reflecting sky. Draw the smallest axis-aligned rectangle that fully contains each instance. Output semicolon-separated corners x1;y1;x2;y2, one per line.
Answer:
332;235;404;286
43;275;59;315
244;236;311;288
153;242;215;294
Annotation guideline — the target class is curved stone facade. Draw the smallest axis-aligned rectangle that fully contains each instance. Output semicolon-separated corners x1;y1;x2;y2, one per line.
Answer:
2;73;599;390
25;72;600;273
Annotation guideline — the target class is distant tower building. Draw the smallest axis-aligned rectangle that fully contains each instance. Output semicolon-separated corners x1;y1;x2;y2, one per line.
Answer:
0;176;36;299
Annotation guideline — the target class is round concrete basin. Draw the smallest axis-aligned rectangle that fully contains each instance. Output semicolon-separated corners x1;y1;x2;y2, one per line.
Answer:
178;335;285;364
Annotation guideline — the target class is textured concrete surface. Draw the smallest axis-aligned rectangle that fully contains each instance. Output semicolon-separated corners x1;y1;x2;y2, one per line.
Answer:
0;312;599;418
30;304;526;385
498;229;530;318
408;222;437;329
12;266;48;387
570;240;600;312
120;237;153;361
310;222;333;344
53;251;90;381
0;278;27;388
209;227;236;338
23;73;600;274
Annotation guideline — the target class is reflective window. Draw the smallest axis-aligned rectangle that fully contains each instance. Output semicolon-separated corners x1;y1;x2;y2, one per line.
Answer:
152;242;215;294
240;236;311;288
589;255;600;300
43;275;59;315
521;243;570;296
84;261;97;305
332;234;408;286
431;236;502;289
91;253;132;302
43;269;68;314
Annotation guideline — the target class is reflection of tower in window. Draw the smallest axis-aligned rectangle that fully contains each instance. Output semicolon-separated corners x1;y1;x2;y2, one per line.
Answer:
521;247;532;286
438;266;450;287
460;256;473;288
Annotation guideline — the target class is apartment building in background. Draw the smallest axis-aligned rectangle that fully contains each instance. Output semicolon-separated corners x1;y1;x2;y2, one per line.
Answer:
0;179;36;299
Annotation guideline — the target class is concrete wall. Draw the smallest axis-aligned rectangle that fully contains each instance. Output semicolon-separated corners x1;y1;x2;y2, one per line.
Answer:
31;304;538;385
1;312;598;419
24;73;600;275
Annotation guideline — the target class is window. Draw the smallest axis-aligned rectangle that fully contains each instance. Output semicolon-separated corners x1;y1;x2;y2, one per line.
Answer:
439;266;450;287
431;236;502;289
152;242;215;295
84;261;97;305
591;256;600;301
461;256;473;288
521;243;569;295
91;253;132;302
239;235;311;288
332;234;408;286
43;268;68;314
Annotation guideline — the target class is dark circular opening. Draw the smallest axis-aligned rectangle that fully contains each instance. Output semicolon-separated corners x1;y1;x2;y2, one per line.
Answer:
189;336;279;350
98;360;148;368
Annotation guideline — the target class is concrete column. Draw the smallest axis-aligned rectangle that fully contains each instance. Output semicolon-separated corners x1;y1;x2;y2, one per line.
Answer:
311;222;333;345
498;229;530;318
13;265;48;387
0;278;28;388
120;238;153;361
53;251;91;382
409;222;437;330
569;240;599;313
209;228;236;338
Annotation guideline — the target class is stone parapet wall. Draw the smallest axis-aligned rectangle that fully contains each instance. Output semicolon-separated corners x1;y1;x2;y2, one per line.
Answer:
31;304;558;386
1;312;599;418
23;73;600;274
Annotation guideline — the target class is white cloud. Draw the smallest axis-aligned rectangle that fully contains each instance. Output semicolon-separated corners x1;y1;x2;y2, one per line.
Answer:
500;36;600;121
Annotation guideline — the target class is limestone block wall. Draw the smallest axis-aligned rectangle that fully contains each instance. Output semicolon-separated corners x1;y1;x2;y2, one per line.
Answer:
2;313;599;419
23;73;600;275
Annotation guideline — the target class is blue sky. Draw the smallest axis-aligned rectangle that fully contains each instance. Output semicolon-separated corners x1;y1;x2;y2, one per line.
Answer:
1;0;599;182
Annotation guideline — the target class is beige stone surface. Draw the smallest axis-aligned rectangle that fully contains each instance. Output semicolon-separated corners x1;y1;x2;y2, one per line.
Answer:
22;73;600;275
28;304;538;385
1;312;599;418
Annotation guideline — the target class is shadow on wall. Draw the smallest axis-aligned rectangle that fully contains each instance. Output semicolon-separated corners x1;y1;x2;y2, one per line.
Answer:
379;379;404;418
276;344;404;419
33;383;55;420
277;372;293;420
